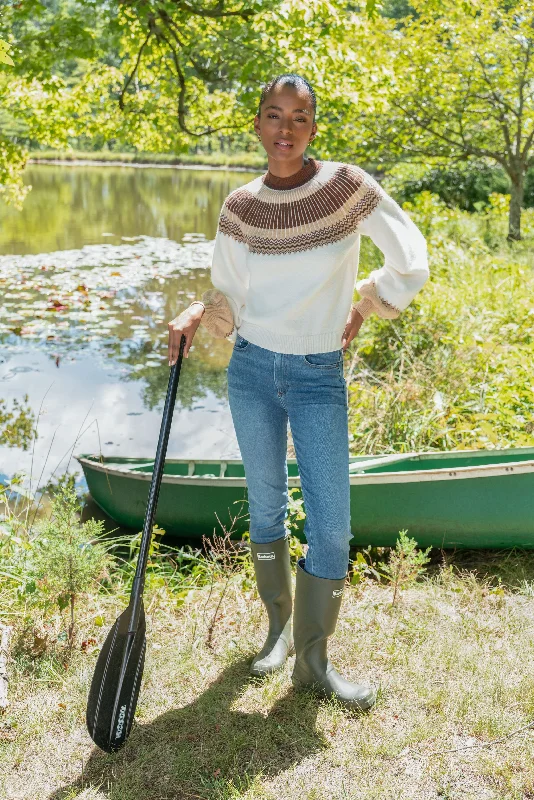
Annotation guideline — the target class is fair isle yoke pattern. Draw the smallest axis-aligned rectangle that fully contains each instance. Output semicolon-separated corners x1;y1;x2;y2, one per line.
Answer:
218;159;385;256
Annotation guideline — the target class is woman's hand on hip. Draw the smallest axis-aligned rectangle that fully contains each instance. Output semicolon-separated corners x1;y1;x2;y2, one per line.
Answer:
341;307;364;352
168;303;204;365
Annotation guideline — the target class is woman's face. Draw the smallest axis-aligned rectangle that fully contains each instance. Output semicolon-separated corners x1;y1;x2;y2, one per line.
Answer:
254;84;317;163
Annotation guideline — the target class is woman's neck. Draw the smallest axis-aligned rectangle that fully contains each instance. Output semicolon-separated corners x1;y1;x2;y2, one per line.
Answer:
266;155;307;178
263;157;319;190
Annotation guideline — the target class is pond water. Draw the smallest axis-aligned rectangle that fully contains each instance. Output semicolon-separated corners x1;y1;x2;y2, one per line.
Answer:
0;164;263;495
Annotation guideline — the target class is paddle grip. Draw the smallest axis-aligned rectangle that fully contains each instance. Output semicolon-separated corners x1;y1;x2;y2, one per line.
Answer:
129;334;186;628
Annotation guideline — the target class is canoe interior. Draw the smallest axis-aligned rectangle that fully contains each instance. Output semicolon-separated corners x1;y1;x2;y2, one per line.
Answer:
79;447;534;478
349;448;534;473
78;456;295;479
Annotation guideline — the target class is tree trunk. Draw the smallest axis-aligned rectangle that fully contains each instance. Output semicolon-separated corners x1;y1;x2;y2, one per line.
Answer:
507;167;524;241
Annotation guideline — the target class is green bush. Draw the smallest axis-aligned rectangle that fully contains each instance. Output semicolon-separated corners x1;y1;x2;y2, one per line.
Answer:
33;485;110;645
350;190;534;454
381;158;534;211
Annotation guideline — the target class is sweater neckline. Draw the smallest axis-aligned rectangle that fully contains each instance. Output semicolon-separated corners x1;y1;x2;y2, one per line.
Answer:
262;157;321;190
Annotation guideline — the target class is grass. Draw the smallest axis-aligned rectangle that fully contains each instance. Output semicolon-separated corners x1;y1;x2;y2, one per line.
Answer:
2;544;534;799
348;189;534;454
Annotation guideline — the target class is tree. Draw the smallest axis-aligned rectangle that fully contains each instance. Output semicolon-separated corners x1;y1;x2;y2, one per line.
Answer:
6;0;532;242
346;0;534;239
0;0;383;204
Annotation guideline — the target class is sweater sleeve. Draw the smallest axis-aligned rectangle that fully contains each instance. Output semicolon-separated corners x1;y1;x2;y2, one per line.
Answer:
353;187;429;321
201;201;249;343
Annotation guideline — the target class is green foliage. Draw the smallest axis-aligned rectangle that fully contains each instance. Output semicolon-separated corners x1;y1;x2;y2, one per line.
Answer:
0;39;14;66
0;395;35;450
349;192;534;453
377;529;431;606
285;488;307;563
33;485;110;642
382;158;527;211
127;523;166;562
41;472;77;499
2;0;533;241
0;0;410;207
349;545;385;587
27;148;267;168
346;0;534;238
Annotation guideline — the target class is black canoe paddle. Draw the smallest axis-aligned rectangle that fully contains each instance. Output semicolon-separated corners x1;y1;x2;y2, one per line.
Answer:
86;334;186;753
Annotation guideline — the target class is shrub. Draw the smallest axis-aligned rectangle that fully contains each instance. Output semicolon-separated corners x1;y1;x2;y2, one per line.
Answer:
377;530;432;607
33;485;110;645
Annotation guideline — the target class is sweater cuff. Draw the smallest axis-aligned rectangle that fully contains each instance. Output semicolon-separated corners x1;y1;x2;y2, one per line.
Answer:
354;278;401;320
199;289;235;339
352;297;375;321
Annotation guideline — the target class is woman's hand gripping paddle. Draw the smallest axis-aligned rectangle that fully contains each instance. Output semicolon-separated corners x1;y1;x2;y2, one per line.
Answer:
86;334;186;753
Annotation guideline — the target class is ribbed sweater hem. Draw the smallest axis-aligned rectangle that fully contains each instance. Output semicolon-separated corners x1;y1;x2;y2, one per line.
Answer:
237;320;343;355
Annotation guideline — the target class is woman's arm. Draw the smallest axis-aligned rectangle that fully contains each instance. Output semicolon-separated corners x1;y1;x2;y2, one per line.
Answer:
352;188;429;321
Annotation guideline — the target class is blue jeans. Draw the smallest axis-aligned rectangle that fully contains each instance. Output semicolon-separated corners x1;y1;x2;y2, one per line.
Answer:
227;332;352;580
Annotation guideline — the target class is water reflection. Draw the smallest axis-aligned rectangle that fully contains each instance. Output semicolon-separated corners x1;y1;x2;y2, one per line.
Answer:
0;165;262;486
0;164;261;255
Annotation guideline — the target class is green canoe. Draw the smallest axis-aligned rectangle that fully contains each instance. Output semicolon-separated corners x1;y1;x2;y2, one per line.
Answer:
76;446;534;549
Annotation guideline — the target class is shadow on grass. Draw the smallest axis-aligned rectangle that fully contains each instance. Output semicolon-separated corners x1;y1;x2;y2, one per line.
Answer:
49;655;359;800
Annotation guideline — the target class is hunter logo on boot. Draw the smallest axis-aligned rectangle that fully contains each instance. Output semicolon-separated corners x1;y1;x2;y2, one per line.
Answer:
257;552;276;560
332;588;343;597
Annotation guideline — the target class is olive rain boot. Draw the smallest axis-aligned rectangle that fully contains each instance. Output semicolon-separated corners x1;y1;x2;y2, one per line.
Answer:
249;535;295;677
291;557;376;712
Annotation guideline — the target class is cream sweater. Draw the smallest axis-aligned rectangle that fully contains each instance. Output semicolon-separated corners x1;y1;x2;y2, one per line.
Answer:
202;157;429;354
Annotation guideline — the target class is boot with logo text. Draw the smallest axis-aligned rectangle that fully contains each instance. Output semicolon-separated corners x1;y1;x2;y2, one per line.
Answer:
291;557;376;711
249;535;295;677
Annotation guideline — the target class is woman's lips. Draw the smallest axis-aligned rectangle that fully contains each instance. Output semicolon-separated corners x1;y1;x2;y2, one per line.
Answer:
274;141;293;150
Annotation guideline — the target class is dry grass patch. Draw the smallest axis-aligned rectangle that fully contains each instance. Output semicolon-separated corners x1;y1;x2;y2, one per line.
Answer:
1;551;534;800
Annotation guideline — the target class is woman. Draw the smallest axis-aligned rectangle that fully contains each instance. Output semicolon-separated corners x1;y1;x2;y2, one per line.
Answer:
168;73;429;712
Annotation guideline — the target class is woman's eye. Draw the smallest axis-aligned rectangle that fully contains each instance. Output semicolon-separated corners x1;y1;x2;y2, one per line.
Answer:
267;114;307;122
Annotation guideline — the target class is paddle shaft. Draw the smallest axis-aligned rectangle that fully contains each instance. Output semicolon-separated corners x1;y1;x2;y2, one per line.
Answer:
128;334;186;634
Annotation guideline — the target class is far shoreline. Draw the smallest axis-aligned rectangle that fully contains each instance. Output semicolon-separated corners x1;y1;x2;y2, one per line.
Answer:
27;157;265;173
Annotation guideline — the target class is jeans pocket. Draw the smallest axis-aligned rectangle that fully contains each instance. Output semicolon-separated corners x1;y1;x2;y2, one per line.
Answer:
233;333;250;350
303;349;343;368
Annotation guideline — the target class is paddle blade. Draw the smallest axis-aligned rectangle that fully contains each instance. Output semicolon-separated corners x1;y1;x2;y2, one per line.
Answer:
86;602;146;753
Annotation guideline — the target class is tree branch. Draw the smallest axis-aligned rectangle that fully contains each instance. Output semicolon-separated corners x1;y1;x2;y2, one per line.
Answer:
515;38;533;160
157;8;222;82
119;26;153;111
166;0;256;19
473;51;519;119
158;32;246;136
389;96;509;167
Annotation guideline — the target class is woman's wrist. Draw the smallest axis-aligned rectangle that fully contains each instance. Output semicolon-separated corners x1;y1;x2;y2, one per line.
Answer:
351;297;374;321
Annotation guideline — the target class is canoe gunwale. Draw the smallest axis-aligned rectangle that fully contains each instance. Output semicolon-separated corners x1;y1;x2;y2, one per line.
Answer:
76;455;534;487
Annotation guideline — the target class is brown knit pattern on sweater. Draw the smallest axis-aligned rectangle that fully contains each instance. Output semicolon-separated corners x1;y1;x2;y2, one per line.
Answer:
218;159;384;256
